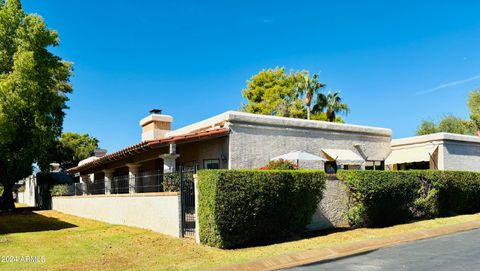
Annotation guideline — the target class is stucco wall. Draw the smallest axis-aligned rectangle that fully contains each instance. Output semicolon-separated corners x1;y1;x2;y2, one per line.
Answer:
17;175;36;206
52;193;181;237
177;137;229;169
442;141;480;171
308;179;350;230
228;122;391;169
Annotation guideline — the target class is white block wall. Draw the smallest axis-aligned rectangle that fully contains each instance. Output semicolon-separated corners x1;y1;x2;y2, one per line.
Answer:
52;193;181;237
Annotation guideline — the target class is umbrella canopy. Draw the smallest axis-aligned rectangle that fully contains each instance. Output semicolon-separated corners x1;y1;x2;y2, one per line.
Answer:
271;150;327;162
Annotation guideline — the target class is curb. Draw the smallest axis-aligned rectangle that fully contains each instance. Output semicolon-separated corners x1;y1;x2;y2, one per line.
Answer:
213;219;480;271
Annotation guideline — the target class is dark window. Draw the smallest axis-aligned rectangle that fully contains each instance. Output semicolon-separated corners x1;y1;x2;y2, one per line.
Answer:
365;161;385;170
325;161;337;174
398;161;429;170
204;159;220;169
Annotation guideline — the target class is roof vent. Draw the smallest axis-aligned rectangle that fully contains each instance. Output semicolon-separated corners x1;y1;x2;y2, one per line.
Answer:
150;109;162;114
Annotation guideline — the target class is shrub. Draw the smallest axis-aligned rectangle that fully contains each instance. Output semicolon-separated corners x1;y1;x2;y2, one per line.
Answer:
438;171;480;215
259;159;298;170
163;173;180;192
50;185;69;196
197;170;326;248
338;171;419;227
338;170;480;227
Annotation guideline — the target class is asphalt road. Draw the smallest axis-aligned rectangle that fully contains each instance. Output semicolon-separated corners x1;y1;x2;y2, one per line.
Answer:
284;228;480;271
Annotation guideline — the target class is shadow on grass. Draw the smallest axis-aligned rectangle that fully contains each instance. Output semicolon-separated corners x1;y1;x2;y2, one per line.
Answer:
0;207;77;234
232;227;352;249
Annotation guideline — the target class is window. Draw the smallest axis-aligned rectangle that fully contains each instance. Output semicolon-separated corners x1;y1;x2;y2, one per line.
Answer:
365;161;385;171
324;161;337;174
204;159;220;169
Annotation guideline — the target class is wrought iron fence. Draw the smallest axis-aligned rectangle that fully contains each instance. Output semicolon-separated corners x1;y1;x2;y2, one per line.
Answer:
57;171;186;196
54;168;198;239
180;168;196;238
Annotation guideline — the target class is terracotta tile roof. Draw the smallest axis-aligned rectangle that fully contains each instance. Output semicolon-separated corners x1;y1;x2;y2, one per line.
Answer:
67;127;229;173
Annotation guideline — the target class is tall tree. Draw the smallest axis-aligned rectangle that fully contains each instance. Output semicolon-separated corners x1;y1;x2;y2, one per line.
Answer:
0;0;72;210
241;67;306;118
52;133;99;170
295;73;325;120
312;91;350;122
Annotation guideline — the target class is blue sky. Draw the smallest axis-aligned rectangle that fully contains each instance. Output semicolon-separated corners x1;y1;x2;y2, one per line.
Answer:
23;1;480;152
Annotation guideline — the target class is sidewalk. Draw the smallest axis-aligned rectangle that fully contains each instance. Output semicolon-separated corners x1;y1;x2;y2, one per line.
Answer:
214;219;480;271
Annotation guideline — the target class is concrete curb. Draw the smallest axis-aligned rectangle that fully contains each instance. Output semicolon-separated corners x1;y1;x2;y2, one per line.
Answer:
213;219;480;271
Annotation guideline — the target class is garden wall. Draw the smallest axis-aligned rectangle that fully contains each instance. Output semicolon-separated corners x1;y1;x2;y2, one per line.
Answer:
52;192;181;237
308;179;350;230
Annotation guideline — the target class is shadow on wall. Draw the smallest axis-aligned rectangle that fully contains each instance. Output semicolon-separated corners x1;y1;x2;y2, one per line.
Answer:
0;207;77;234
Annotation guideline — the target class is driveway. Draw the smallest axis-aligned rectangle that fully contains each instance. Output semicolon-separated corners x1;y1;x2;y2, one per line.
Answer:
284;228;480;271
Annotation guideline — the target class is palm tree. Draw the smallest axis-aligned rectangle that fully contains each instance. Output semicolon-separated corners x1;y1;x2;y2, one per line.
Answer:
312;91;350;122
296;73;325;120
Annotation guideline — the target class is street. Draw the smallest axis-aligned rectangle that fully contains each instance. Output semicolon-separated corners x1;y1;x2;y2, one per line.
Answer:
285;229;480;271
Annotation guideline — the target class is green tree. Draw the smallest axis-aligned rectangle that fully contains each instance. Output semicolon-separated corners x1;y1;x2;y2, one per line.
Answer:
241;67;306;118
295;73;325;120
468;90;480;134
416;115;476;136
0;0;72;210
438;115;475;135
416;120;438;135
312;91;350;122
53;133;99;170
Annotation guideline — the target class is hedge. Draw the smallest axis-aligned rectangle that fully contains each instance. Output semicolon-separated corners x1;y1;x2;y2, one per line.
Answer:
337;170;480;227
197;170;326;248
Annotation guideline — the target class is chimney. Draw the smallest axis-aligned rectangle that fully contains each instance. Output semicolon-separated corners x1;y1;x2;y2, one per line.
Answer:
140;109;173;141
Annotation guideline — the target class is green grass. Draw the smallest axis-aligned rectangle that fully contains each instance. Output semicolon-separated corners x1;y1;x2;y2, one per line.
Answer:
1;206;480;270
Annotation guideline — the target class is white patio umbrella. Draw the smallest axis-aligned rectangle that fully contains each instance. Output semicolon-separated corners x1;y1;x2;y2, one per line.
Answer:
271;150;327;167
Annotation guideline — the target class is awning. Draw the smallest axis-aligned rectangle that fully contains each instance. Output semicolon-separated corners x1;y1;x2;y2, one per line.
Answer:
322;149;365;165
271;150;327;162
385;145;438;165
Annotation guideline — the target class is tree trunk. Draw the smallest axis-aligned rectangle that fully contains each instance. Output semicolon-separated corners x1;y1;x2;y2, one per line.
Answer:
326;111;335;122
305;95;311;120
0;183;15;210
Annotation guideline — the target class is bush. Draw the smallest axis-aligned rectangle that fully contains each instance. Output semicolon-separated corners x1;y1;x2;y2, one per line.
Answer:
338;171;420;227
197;170;326;248
338;170;480;227
259;159;298;170
162;173;180;192
50;185;69;196
438;171;480;215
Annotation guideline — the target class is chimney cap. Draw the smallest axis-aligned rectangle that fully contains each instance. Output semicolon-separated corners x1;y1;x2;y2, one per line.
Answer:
150;109;162;115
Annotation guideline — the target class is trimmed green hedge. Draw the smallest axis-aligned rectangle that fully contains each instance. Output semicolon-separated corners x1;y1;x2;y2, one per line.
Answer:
197;170;326;248
337;170;480;227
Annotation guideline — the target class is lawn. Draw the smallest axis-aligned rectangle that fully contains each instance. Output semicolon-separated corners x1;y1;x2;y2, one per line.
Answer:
1;206;480;271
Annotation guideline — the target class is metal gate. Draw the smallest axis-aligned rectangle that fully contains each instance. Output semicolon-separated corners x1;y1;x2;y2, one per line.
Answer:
180;167;196;238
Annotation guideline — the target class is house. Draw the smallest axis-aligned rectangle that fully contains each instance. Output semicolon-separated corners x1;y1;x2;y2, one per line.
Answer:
58;110;480;237
67;110;392;192
385;132;480;171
